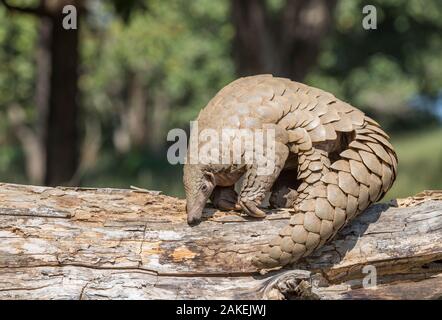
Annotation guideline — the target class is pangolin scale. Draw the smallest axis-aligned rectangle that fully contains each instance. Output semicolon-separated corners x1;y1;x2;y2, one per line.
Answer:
183;74;397;268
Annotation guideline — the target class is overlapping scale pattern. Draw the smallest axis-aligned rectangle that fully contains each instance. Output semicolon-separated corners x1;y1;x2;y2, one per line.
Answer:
196;75;398;268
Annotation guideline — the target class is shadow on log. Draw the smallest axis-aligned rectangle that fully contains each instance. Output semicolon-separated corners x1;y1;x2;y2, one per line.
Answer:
0;183;441;299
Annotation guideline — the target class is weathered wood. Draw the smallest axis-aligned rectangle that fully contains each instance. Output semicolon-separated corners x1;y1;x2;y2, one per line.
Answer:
0;183;441;299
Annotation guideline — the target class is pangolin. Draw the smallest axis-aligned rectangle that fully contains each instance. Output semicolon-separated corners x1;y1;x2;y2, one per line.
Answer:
183;74;397;268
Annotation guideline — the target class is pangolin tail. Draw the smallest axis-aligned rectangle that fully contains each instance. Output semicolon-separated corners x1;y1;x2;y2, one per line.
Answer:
253;116;398;268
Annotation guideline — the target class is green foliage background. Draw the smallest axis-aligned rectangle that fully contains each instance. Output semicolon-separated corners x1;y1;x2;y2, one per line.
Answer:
0;0;441;200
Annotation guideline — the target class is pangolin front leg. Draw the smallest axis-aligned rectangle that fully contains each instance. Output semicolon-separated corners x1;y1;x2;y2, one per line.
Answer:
239;141;289;218
210;186;240;211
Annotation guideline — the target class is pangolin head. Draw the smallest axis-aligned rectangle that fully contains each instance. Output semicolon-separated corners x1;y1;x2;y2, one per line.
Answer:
183;164;216;226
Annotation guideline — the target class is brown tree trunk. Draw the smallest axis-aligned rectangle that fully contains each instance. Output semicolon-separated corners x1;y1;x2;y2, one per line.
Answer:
34;17;52;184
127;72;148;147
149;91;170;154
44;11;80;186
231;0;337;81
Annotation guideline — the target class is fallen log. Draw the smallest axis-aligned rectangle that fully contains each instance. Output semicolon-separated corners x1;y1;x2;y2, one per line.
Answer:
0;183;441;299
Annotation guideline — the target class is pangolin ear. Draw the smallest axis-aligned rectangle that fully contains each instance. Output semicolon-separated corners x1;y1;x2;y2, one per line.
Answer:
203;171;216;185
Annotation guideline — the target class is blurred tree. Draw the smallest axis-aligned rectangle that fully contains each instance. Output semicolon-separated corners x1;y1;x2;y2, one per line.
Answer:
76;0;234;191
0;9;37;183
0;0;234;189
231;0;442;131
1;0;84;186
81;0;234;154
305;0;442;131
231;0;337;80
0;0;146;186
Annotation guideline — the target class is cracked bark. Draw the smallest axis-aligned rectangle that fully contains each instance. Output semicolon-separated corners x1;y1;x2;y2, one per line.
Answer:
0;183;441;299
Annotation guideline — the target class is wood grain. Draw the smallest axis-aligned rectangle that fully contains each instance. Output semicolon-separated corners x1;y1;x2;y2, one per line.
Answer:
0;183;440;299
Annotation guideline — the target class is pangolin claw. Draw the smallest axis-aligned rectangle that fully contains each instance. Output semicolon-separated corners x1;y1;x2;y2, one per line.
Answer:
239;199;267;218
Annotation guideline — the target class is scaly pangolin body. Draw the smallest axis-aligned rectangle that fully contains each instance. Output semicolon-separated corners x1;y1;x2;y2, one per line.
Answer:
183;74;397;268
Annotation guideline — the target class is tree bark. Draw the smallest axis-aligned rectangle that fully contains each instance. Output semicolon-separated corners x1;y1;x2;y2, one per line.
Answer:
231;0;337;81
0;183;440;300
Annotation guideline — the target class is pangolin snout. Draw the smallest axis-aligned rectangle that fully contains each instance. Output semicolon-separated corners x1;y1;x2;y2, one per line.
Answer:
186;202;204;226
187;215;201;226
